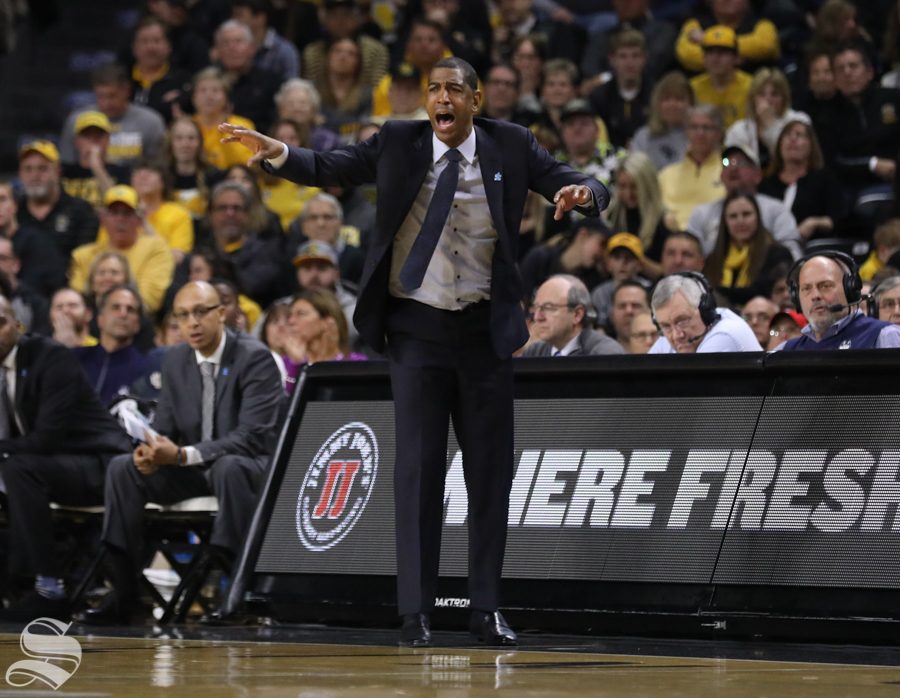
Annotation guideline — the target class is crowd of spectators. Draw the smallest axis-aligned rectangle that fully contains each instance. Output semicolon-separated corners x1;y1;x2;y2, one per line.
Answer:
3;0;900;621
5;0;900;365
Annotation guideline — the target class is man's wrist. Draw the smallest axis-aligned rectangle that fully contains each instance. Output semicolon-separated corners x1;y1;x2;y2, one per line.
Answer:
267;143;289;169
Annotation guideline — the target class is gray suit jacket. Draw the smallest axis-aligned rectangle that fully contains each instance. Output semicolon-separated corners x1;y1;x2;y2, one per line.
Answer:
522;327;625;357
151;330;284;463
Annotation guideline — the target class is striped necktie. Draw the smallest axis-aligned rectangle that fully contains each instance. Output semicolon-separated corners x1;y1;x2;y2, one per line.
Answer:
200;361;215;442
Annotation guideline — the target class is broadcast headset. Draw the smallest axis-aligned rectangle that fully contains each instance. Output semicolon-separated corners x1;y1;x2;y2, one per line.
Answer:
787;250;862;313
651;271;719;332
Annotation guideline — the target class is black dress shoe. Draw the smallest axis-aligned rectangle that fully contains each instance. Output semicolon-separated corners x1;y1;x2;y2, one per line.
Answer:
199;610;249;626
399;613;431;647
72;593;132;626
469;610;517;646
0;592;70;623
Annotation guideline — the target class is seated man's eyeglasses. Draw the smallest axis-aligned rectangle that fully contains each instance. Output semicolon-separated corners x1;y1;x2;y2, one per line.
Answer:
172;304;221;322
656;313;697;335
529;302;576;315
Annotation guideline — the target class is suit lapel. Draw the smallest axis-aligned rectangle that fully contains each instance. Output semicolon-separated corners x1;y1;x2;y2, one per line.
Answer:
394;132;432;238
474;125;515;267
13;342;26;409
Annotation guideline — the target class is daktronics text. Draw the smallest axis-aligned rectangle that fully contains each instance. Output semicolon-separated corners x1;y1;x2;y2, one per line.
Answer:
443;449;900;532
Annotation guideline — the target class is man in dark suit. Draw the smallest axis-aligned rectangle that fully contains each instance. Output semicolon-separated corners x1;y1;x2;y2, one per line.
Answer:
77;281;284;624
0;294;131;621
220;57;609;646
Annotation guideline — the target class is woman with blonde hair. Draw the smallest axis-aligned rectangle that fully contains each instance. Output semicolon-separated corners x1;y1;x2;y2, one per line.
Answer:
630;71;693;170
725;67;805;171
604;152;670;279
191;67;255;169
85;251;136;305
274;78;341;152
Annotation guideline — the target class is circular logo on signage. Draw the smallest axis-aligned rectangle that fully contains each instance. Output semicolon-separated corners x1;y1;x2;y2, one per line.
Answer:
296;421;378;552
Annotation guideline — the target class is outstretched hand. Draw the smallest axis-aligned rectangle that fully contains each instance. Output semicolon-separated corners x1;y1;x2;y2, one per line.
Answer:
552;184;593;220
218;123;286;166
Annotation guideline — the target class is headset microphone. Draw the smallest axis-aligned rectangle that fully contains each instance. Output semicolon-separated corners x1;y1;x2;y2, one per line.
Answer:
684;331;708;345
826;293;872;313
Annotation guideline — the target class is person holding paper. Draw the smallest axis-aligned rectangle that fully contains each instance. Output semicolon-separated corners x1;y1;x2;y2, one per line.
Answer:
76;281;283;625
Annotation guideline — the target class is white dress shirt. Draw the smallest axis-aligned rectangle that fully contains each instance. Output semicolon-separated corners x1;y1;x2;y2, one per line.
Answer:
2;345;22;434
389;130;497;310
181;331;227;465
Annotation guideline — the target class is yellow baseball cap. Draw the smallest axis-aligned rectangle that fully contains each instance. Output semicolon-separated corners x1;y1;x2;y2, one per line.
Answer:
18;140;60;163
607;232;644;259
74;110;112;134
104;185;139;210
702;25;738;51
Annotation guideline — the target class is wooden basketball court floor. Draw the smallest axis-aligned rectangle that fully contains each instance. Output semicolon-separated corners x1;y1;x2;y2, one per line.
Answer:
1;623;900;696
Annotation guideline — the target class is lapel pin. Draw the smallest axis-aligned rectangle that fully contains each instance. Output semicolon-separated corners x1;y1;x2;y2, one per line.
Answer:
221;367;229;377
494;172;502;181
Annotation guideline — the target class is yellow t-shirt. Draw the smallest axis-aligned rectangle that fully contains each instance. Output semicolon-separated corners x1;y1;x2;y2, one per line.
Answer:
371;50;454;117
658;151;725;230
676;18;780;73
690;71;753;130
260;178;321;229
859;251;883;282
146;201;193;253
95;201;193;253
238;294;262;330
196;114;256;170
69;234;175;314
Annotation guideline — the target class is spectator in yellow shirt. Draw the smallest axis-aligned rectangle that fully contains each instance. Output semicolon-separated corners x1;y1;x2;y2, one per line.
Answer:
70;185;175;314
676;0;779;74
260;119;321;229
131;160;193;261
689;26;753;130
191;67;255;170
658;105;725;229
371;17;452;117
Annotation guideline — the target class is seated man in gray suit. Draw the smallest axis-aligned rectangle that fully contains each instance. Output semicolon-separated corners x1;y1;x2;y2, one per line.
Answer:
77;281;284;624
522;275;625;357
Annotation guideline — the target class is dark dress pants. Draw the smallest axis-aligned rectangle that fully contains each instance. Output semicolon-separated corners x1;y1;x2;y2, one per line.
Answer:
386;298;515;615
101;452;268;571
2;452;109;577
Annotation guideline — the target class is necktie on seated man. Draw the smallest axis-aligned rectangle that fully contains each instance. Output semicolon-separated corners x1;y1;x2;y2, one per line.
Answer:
399;148;462;292
200;361;215;442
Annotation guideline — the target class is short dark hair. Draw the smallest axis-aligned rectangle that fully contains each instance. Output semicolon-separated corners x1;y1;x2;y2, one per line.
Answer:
232;0;271;19
98;284;144;316
91;62;130;88
832;39;874;69
612;279;649;305
433;57;478;91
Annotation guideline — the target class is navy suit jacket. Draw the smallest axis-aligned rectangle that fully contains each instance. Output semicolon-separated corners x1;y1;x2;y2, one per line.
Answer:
272;118;609;358
151;330;284;463
0;335;131;456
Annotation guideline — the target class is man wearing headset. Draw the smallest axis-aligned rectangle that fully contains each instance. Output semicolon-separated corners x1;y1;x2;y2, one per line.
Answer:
778;253;900;350
648;272;761;353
